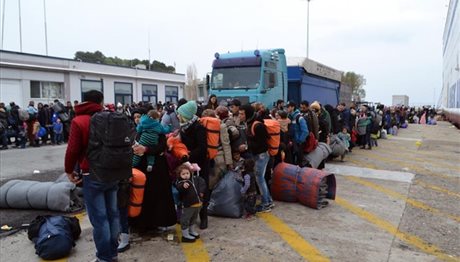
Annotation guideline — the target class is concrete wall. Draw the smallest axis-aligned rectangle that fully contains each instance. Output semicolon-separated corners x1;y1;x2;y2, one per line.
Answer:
0;51;185;107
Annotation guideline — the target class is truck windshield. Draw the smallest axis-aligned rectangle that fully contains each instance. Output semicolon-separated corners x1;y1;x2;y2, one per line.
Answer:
211;67;261;89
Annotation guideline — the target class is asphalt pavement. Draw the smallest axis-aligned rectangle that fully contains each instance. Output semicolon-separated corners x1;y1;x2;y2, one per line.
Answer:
0;123;459;261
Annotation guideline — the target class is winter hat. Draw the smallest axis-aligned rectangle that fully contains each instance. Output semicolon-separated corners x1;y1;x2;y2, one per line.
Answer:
310;101;321;111
240;104;255;122
177;101;197;120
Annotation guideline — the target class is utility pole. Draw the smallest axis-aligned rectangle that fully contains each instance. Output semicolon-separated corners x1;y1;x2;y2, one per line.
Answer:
306;0;310;58
1;0;5;50
43;0;48;55
148;29;151;70
18;0;22;52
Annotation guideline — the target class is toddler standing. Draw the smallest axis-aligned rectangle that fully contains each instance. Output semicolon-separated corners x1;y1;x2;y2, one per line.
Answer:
175;163;206;243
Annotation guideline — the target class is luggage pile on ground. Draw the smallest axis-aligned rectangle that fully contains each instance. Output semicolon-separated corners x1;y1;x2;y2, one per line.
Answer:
303;142;332;168
207;171;244;218
0;180;83;212
28;215;81;260
271;162;336;209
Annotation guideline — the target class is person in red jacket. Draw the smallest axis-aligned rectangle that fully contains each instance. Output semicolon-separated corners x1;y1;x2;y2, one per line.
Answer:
65;90;122;262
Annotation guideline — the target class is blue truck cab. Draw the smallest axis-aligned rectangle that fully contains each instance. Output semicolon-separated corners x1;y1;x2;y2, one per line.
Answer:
209;49;343;108
209;49;288;107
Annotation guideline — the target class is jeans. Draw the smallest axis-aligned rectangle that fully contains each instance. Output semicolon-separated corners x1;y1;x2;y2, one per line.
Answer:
253;151;272;206
54;133;62;144
83;175;120;262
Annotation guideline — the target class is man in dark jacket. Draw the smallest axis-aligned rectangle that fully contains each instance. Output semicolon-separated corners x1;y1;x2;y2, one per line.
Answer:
64;90;120;262
239;104;273;213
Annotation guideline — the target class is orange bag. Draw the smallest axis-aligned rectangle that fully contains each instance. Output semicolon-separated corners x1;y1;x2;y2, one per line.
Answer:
199;117;221;159
167;136;189;160
252;119;280;157
128;168;146;218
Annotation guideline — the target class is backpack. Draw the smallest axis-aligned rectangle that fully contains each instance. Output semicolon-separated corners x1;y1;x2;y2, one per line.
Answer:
87;111;136;182
251;119;280;157
18;109;29;121
28;215;81;260
199;117;221;159
294;114;317;153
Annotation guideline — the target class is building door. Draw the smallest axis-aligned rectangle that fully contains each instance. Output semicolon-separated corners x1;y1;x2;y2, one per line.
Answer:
0;79;23;107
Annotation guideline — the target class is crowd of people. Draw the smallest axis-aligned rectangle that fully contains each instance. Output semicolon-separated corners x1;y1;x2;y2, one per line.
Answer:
0;92;437;262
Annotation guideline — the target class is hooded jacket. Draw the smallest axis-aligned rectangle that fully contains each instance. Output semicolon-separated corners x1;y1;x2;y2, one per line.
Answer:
64;102;103;174
288;109;309;144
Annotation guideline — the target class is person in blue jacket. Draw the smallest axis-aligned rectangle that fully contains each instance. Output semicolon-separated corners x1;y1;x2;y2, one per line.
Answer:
287;101;309;166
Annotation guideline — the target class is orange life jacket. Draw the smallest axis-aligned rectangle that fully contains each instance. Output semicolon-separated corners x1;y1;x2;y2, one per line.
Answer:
167;135;189;160
128;168;146;218
251;119;281;157
199;117;221;159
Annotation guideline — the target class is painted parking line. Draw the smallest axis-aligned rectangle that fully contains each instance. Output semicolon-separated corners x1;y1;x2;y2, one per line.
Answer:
346;158;460;199
344;176;460;223
350;150;456;180
175;224;210;262
258;212;330;262
335;197;459;262
357;145;460;173
413;180;460;198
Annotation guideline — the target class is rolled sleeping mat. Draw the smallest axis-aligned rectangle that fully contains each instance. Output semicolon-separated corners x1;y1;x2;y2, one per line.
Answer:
303;142;331;168
128;168;146;218
5;180;38;209
296;167;336;209
271;162;336;209
0;180;22;208
47;182;79;212
28;182;54;210
329;135;347;157
271;163;301;202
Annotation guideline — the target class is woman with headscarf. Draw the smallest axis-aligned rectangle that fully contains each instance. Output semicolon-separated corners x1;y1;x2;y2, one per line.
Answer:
130;107;177;233
177;101;210;229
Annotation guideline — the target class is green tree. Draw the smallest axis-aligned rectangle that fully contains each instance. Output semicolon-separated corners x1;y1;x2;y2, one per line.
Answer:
341;71;366;102
74;50;105;63
73;51;176;73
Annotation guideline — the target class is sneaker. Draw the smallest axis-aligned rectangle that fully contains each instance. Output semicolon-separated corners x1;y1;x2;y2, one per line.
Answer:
268;202;276;209
256;205;271;213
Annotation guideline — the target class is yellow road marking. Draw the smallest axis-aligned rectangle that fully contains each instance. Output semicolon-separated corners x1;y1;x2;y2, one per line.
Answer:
335;197;459;262
350;150;456;180
258;213;330;262
344;176;460;223
175;224;210;262
414;180;460;198
359;145;460;173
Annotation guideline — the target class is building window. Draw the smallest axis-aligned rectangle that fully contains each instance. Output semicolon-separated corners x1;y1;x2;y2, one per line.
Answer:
165;85;178;104
142;84;157;104
81;79;103;100
114;82;133;105
30;81;64;99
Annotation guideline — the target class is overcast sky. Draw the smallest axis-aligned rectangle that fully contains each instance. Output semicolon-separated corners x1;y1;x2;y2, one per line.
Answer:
1;0;450;105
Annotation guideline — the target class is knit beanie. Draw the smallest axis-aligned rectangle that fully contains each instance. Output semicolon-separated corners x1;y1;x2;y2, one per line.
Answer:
240;104;255;122
177;101;197;121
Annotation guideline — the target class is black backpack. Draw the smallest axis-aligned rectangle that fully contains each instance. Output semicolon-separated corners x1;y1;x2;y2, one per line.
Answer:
28;215;81;260
87;111;136;182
